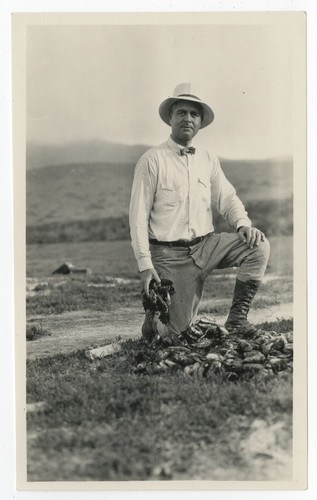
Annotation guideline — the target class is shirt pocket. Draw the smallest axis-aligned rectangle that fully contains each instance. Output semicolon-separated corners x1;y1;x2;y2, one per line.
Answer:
197;177;211;204
157;180;182;207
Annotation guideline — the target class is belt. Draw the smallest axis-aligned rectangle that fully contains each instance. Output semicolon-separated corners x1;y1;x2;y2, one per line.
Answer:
149;235;207;248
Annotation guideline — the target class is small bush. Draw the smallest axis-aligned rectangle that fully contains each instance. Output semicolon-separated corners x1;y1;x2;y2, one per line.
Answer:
26;324;51;341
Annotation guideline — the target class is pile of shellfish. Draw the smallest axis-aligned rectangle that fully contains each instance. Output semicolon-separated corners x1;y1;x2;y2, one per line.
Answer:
133;316;293;379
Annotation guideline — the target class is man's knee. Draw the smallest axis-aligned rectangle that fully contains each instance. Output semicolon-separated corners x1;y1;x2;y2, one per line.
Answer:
257;237;270;263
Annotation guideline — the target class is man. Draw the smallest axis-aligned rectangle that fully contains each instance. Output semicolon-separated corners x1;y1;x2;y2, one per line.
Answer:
129;83;270;338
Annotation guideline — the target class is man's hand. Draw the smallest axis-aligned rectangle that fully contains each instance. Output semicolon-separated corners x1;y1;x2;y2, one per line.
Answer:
140;268;161;297
237;226;265;249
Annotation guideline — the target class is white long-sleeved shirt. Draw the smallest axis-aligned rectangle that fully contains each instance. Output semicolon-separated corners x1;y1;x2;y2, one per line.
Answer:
129;136;251;271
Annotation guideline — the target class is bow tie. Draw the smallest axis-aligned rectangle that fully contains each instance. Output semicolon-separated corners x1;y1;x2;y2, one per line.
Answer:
179;146;196;156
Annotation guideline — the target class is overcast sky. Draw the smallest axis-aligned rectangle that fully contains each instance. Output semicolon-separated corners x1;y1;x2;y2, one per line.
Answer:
27;20;294;159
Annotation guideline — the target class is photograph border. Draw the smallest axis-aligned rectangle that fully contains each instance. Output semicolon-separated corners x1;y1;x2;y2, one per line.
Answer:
4;3;312;497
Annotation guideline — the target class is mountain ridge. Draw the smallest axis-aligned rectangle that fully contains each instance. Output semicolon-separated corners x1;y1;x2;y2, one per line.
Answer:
26;140;293;170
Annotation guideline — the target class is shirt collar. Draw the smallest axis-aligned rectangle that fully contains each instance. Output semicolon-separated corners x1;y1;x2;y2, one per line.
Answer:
167;136;195;154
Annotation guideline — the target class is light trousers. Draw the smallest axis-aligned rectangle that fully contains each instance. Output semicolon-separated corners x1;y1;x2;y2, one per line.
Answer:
150;232;270;335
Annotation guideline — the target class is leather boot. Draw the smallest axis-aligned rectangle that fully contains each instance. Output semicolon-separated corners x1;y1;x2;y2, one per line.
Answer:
225;278;261;333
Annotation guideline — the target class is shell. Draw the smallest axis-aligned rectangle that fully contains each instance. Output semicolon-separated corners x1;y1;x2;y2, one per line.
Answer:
158;361;169;371
166;346;191;353
224;349;240;359
190;325;204;336
204;325;220;337
187;352;204;362
164;359;178;368
217;326;229;337
196;338;213;349
151;364;167;374
155;350;170;361
225;360;244;373
237;340;253;352
183;362;201;376
271;338;286;351
206;353;220;362
243;351;266;364
260;341;275;356
266;357;288;371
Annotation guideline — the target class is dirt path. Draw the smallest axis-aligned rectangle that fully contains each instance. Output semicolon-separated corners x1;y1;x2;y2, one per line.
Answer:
27;302;292;361
27;307;144;361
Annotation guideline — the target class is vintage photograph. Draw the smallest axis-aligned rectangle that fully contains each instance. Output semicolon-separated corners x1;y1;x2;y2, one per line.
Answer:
13;11;306;488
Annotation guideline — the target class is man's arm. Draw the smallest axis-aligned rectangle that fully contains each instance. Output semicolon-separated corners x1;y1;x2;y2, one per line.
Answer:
209;156;265;247
129;156;161;296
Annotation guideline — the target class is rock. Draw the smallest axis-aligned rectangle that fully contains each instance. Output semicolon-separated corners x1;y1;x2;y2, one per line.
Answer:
26;401;47;414
52;262;91;275
33;282;49;291
153;465;173;480
85;342;122;360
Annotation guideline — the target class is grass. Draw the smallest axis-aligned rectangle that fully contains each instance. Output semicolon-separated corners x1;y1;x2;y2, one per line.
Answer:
26;263;292;317
26;235;294;481
26;239;139;277
26;198;293;245
26;235;292;278
26;276;141;315
26;271;292;317
27;319;293;481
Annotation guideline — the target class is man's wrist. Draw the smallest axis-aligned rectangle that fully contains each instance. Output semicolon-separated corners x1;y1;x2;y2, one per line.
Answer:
236;219;251;232
138;256;154;272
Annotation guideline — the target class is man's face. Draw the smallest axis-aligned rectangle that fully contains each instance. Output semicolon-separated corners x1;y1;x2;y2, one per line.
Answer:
169;100;202;146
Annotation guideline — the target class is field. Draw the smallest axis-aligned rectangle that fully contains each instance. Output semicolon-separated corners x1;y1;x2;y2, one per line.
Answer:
26;235;293;482
25;152;294;482
26;157;293;244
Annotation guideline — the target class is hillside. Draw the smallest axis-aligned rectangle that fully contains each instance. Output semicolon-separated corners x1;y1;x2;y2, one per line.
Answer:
26;141;149;170
27;158;293;227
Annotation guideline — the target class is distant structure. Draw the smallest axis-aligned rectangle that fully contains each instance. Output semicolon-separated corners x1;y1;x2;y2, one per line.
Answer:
52;262;91;275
